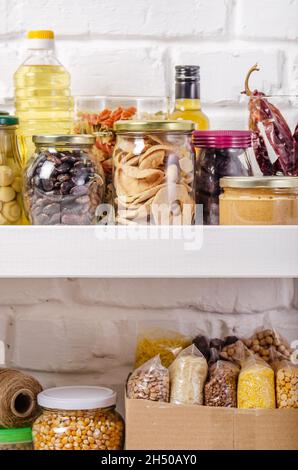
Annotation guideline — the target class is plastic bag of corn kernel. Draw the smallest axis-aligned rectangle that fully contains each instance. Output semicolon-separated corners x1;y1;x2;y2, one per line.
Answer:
127;355;169;402
243;326;293;363
134;327;191;369
204;349;240;407
237;351;276;409
269;348;298;409
170;344;208;405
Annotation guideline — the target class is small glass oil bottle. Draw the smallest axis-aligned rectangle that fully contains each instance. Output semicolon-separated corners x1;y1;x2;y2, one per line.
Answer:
171;65;209;130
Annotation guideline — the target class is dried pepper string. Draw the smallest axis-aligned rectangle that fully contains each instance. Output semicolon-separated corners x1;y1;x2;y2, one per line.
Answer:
243;64;297;176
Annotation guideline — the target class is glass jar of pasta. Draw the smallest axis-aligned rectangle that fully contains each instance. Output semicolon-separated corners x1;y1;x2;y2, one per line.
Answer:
113;120;195;225
74;96;170;206
33;386;124;450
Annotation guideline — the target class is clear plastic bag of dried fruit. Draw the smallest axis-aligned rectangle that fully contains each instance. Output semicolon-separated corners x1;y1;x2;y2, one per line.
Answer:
127;354;169;402
269;348;298;409
243;325;293;363
170;344;208;405
237;345;276;409
134;326;191;369
204;349;240;407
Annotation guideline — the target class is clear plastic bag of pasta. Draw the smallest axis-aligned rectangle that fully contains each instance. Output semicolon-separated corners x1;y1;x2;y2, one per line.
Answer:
269;348;298;409
204;349;240;407
127;355;169;403
237;349;276;409
170;344;208;405
134;327;191;369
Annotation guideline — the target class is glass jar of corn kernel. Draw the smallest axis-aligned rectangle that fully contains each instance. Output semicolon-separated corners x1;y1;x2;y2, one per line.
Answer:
32;386;124;451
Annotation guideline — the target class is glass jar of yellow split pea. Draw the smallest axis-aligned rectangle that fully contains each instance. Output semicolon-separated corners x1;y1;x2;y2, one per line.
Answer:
33;386;124;450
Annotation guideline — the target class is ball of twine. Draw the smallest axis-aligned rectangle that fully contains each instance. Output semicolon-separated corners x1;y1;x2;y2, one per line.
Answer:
0;368;43;428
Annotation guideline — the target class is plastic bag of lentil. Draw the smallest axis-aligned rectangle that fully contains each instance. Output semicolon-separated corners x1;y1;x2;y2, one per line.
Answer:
170;344;208;405
237;347;276;409
204;349;240;407
269;348;298;409
127;355;169;402
134;327;191;369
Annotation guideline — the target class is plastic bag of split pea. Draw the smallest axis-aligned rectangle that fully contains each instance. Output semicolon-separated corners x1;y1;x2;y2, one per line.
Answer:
237;346;276;409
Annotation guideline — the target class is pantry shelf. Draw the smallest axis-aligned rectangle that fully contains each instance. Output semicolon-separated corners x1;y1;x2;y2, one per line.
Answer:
0;225;297;278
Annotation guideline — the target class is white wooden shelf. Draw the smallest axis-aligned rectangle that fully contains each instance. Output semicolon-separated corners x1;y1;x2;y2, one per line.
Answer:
0;225;297;278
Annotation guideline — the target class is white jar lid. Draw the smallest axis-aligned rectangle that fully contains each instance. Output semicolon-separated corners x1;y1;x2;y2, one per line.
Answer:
37;386;117;410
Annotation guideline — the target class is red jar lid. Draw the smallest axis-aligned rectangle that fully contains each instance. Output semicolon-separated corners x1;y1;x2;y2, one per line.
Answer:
193;130;252;148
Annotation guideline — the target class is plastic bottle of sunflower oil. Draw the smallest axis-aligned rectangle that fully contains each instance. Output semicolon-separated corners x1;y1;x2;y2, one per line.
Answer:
14;30;74;163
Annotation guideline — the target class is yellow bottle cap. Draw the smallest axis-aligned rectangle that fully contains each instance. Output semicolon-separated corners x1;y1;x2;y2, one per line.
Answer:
27;30;55;40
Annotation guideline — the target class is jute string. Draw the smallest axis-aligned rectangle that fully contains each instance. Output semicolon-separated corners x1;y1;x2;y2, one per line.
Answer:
0;368;42;428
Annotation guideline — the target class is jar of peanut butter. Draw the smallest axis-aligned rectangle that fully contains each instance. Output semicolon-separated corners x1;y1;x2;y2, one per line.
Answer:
219;176;298;225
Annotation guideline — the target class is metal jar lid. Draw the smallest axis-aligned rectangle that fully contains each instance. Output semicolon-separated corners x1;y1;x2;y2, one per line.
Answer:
193;130;252;149
33;135;95;146
113;120;195;133
220;176;298;189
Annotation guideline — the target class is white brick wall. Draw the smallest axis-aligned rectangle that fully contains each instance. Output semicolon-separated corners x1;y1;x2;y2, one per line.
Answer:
0;278;297;392
0;0;297;128
0;0;297;395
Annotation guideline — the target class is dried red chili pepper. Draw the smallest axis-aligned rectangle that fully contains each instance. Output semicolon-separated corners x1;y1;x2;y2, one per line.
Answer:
243;64;296;176
294;123;298;167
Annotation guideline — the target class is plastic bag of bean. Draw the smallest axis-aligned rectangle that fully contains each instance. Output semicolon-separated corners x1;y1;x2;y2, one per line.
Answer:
243;326;293;363
220;338;247;363
204;350;240;407
193;334;239;362
134;327;191;369
127;355;169;402
170;344;208;405
237;352;276;409
269;348;298;409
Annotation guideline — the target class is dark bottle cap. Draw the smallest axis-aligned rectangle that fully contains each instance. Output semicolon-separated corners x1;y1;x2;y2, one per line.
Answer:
175;65;200;99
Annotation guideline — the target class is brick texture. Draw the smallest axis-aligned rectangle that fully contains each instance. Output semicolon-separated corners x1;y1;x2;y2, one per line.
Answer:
0;0;297;390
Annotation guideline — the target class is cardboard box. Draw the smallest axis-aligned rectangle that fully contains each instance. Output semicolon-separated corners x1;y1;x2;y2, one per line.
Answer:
125;397;298;450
